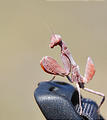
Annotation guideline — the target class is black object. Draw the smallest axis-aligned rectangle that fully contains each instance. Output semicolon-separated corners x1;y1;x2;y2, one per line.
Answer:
34;81;104;120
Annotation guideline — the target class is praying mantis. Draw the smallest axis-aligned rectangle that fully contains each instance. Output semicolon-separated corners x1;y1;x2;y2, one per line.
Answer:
40;34;105;115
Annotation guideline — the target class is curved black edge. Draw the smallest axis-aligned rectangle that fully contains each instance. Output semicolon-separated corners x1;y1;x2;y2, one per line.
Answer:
34;81;104;120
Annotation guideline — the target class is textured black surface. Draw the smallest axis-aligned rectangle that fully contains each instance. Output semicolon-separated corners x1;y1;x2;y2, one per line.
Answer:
34;81;104;120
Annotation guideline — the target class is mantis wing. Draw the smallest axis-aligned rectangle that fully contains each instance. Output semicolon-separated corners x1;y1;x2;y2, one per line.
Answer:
84;57;95;83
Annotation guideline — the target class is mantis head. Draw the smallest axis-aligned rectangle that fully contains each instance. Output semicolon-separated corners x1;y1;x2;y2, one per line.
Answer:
49;34;62;48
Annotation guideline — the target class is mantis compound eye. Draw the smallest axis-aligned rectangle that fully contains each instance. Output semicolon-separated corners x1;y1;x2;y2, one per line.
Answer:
49;34;62;48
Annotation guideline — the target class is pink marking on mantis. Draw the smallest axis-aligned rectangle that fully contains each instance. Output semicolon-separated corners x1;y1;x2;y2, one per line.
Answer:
48;34;105;115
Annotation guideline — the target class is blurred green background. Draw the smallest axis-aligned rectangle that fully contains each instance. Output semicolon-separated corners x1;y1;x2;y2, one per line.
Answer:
0;0;107;119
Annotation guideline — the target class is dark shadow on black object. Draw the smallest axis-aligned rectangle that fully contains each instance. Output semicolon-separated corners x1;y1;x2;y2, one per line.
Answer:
34;81;104;120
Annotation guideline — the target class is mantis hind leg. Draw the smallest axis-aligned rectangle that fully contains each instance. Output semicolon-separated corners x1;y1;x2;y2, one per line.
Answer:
76;83;82;115
83;87;105;111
